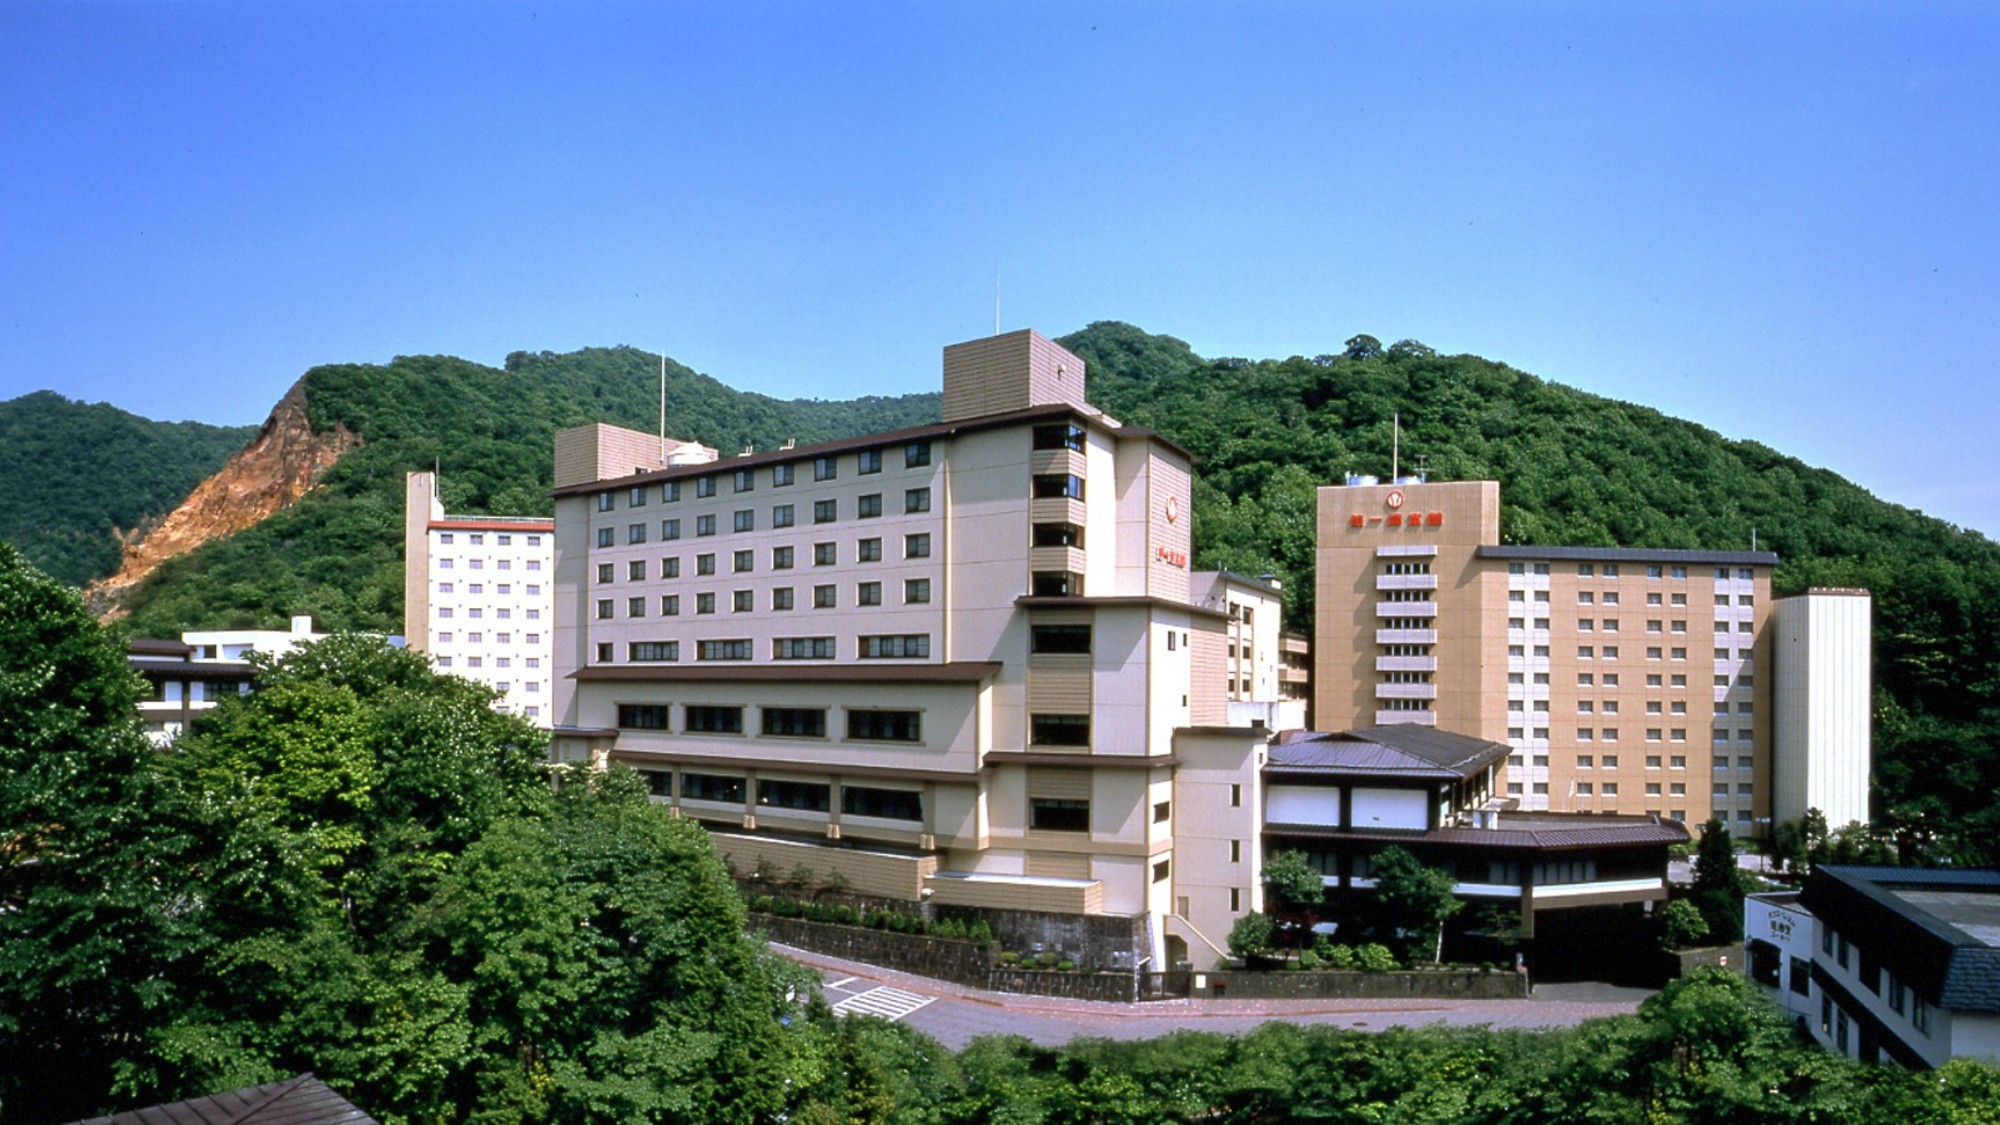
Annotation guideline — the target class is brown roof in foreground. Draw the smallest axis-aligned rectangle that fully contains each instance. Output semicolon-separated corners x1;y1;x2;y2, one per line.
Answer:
73;1073;374;1125
1267;725;1512;781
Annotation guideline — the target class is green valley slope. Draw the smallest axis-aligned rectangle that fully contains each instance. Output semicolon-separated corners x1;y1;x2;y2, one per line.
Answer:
0;392;256;586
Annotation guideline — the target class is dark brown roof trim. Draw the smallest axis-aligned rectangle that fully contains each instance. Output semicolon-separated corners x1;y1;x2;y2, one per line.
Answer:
1014;595;1229;622
570;661;1001;684
1477;545;1781;566
551;403;1193;498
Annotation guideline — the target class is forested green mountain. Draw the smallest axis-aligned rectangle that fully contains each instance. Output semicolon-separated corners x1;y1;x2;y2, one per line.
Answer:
0;391;255;585
112;348;939;634
42;323;2000;863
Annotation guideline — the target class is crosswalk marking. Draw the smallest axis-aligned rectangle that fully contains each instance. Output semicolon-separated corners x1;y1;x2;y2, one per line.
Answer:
831;986;936;1021
825;976;858;990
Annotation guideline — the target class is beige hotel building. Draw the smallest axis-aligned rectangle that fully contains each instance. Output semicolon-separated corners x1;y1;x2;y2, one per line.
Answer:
1316;478;1781;836
548;330;1271;970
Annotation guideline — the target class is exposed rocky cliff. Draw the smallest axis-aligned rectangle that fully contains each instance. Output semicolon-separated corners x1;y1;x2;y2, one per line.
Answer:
87;380;358;618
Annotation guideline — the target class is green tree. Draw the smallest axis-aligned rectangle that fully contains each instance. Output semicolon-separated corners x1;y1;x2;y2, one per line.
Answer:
1691;820;1746;942
1659;899;1711;950
1227;912;1278;961
1370;846;1463;962
0;543;192;1121
1262;849;1325;914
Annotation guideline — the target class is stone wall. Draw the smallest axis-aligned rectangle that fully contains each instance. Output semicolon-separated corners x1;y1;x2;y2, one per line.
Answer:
755;915;994;983
934;904;1150;972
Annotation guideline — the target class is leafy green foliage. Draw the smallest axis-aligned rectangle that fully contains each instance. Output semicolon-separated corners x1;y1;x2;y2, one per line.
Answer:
1261;848;1325;913
1226;912;1277;960
0;391;254;585
1659;899;1711;950
1691;820;1748;942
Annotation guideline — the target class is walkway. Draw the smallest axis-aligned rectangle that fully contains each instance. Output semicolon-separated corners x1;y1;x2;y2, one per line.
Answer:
776;944;1653;1050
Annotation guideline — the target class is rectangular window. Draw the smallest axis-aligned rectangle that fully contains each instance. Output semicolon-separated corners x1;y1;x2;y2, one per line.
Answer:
858;633;929;658
814;584;836;608
697;553;716;576
597;494;615;512
904;577;931;604
772;636;835;660
627;596;646;618
856;581;882;606
697;639;752;661
847;709;921;742
733;590;754;612
695;514;716;537
1031;623;1092;654
904;440;931;467
689;475;713;499
814;499;838;524
814;542;837;566
1030;714;1090;746
841;785;921;821
857;493;883;519
1031;522;1086;548
758;778;830;812
616;704;670;730
772;504;795;528
773;545;794;569
905;533;931;559
1029;797;1090;832
762;707;828;737
734;509;755;533
1032;473;1086;500
685;705;744;734
662;595;680;616
662;518;681;540
597;528;614;548
733;549;754;573
814;455;838;481
681;773;745;804
1032;423;1086;452
695;592;715;614
857;448;883;474
733;468;755;493
772;586;795;611
1031;571;1084;597
905;487;931;513
598;562;615;584
769;462;794;487
857;537;883;562
596;599;614;620
629;641;680;662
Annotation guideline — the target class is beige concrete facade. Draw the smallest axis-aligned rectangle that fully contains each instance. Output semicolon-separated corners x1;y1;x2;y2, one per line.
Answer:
1315;478;1779;835
551;333;1270;967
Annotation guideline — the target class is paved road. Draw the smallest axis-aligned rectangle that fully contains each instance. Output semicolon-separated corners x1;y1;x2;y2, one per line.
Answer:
786;945;1653;1050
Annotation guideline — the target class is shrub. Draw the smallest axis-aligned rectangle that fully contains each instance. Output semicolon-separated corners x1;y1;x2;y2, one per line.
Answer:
1056;960;1075;972
1227;912;1278;960
968;919;994;946
1034;952;1060;969
1357;943;1398;972
1325;944;1357;970
999;951;1019;966
1298;948;1322;970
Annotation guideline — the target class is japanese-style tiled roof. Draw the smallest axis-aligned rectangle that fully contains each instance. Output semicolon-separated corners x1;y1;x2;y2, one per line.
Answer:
1266;725;1511;781
1802;866;2000;1013
71;1073;374;1125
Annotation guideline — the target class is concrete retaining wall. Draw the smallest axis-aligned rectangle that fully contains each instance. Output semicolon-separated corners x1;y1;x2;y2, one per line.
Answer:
1195;968;1530;1000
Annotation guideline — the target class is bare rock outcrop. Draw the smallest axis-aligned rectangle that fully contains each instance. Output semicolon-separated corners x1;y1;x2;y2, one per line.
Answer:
87;379;358;618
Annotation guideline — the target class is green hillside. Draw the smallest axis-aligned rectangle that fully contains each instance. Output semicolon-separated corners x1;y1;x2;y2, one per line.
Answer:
88;325;2000;863
114;347;939;636
0;391;256;585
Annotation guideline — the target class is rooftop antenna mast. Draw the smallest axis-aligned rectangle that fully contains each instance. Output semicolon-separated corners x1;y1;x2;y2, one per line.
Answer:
659;353;667;462
1392;413;1401;482
994;267;1001;336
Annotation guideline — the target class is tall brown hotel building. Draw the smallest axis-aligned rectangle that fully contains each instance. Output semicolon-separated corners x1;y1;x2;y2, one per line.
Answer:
1316;478;1780;835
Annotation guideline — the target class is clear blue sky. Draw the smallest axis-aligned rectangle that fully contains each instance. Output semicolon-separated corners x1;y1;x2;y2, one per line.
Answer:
4;2;1996;536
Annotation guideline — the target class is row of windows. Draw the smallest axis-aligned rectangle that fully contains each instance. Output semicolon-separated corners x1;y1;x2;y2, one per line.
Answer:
434;557;541;572
638;771;926;822
600;444;935;512
616;703;924;743
596;535;933;582
435;532;542;547
436;582;542;597
434;605;542;621
434;631;540;647
613;632;931;663
600;490;932;545
596;579;933;619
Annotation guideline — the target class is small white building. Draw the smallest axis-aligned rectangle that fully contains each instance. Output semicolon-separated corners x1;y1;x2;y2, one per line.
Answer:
1770;588;1873;829
131;615;328;745
404;472;563;725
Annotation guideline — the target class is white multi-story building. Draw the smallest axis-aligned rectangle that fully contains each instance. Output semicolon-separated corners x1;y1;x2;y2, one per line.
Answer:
1771;588;1873;829
1192;569;1306;731
404;472;561;725
130;615;327;744
548;330;1269;969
